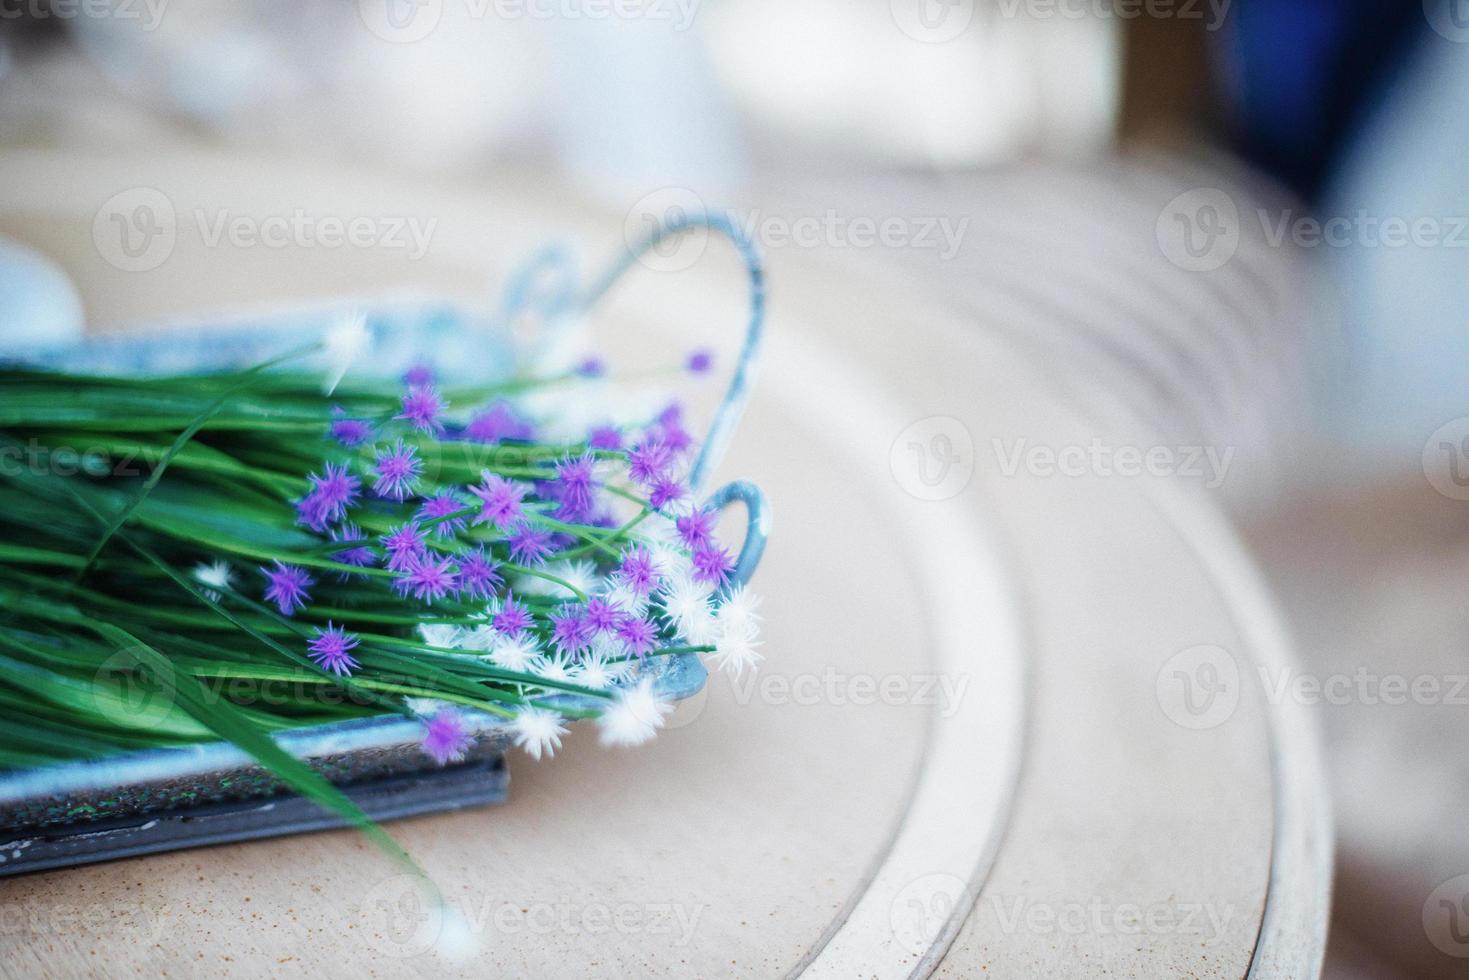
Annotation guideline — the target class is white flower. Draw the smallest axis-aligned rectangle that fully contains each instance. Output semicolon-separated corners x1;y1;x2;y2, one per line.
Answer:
489;633;540;673
321;310;370;395
559;560;600;597
643;512;682;547
192;560;233;601
417;623;463;649
600;582;649;619
712;629;764;677
405;696;454;717
458;625;498;652
660;575;718;645
512;573;559;598
511;707;568;760
578;644;634;690
715;585;763;640
598;678;673;747
531;651;576;684
650;544;693;581
522;559;602;599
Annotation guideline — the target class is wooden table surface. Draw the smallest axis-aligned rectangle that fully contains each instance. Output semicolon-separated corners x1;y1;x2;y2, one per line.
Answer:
0;150;1331;977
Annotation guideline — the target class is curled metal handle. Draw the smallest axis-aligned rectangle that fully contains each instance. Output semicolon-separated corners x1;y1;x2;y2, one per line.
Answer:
582;210;766;495
706;479;770;589
501;211;767;496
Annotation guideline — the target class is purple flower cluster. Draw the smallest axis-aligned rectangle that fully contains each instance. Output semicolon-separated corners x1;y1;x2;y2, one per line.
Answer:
253;365;732;689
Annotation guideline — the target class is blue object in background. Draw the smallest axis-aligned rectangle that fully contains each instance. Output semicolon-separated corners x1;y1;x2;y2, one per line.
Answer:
1218;0;1426;201
0;236;85;352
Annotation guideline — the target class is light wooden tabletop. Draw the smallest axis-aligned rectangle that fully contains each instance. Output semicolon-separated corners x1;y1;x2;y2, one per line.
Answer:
0;150;1331;978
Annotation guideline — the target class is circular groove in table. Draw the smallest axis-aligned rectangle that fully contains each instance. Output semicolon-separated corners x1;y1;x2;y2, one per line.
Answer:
752;333;1027;978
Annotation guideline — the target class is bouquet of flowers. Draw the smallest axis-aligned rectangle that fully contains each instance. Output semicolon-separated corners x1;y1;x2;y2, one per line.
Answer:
0;215;768;881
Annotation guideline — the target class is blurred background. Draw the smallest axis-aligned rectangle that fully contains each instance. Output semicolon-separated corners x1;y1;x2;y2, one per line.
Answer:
0;2;1467;976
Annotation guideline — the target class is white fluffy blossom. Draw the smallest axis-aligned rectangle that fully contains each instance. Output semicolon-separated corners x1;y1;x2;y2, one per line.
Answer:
660;575;717;645
598;678;673;747
488;633;540;673
511;707;568;760
404;696;454;718
715;585;763;640
417;623;463;649
712;630;764;677
601;581;650;619
517;559;601;598
531;651;576;683
577;643;634;690
320;310;370;394
192;560;233;601
458;625;498;652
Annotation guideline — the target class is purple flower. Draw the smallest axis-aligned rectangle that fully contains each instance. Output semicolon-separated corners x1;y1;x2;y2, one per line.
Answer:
421;708;472;766
330;523;378;574
575;356;606;379
372;439;422;500
464;402;534;444
648;475;686;511
418;491;469;538
587;425;623;451
508;523;555;567
627;439;672;486
554;452;597;520
616;615;658;659
656;420;692;455
395;385;446;433
692;543;734;588
469;472;527;530
329;410;373;448
403;362;435;387
307;622;360;676
585;596;622;634
300;461;360;529
381;521;427;571
618;546;658;597
262;562;314;616
685;348;714;374
295;494;331;531
550;605;593;656
457;548;503;600
492;593;534;637
394;553;459;604
675;507;718;549
653;403;692;454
